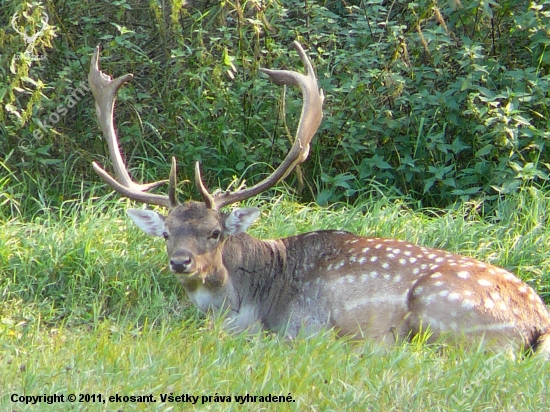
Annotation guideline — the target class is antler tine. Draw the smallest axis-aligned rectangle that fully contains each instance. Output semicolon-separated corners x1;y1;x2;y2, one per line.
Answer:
205;41;324;210
194;161;215;209
89;46;174;208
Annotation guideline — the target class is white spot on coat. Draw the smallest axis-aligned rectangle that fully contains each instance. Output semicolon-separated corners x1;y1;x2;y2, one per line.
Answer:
502;272;515;281
448;292;461;302
457;271;470;279
344;293;408;311
413;286;424;296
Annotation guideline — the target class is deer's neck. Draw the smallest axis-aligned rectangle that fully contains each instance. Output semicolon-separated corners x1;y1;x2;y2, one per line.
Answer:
222;233;288;307
178;233;287;328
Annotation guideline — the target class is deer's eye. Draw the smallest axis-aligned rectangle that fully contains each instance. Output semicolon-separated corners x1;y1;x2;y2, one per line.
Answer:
210;229;221;240
162;232;169;240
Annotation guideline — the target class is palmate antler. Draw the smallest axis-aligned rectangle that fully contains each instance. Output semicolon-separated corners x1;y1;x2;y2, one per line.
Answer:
89;42;324;210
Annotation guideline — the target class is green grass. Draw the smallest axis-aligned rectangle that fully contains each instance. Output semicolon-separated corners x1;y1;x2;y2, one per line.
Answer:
2;188;550;411
2;320;549;411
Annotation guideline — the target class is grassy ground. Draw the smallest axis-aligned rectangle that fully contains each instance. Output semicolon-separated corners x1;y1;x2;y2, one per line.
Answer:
1;189;550;411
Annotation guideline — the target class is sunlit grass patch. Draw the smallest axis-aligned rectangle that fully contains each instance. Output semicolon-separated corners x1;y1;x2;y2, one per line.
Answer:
1;318;549;411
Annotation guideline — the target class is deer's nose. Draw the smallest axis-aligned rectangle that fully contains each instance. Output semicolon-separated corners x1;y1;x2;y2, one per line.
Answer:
169;253;194;273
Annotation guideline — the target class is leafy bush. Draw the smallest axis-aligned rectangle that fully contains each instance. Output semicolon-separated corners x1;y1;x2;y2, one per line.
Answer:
1;0;550;214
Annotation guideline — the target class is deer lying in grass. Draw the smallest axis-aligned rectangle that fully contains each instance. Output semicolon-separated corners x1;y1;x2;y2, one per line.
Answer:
89;42;550;356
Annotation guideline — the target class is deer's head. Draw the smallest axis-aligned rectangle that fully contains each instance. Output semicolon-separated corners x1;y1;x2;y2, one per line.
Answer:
126;202;259;278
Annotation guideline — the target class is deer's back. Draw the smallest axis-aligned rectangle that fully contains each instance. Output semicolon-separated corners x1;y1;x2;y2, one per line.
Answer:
276;231;550;347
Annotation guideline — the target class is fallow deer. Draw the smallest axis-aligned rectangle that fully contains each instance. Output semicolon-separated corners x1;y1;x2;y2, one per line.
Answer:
89;42;550;356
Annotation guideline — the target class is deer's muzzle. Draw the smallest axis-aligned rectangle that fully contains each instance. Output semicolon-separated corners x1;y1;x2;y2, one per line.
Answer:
169;252;195;274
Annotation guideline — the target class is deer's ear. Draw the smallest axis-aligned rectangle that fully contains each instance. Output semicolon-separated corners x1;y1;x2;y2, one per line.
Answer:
127;209;166;237
224;208;261;235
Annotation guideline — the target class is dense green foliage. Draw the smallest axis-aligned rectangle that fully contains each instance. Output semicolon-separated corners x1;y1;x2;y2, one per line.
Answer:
1;0;550;212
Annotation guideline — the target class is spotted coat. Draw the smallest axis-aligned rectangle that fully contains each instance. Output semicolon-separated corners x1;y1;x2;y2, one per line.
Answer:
129;203;550;356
